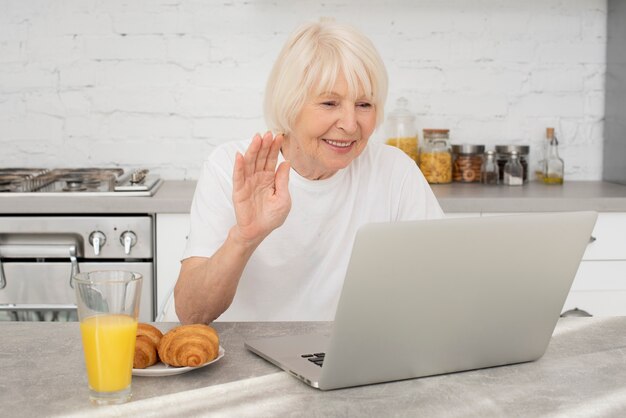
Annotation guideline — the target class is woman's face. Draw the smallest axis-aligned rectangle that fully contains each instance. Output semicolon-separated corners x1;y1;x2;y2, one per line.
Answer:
282;73;377;180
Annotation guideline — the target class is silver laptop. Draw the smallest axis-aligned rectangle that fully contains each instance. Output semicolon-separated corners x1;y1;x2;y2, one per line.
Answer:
245;211;598;390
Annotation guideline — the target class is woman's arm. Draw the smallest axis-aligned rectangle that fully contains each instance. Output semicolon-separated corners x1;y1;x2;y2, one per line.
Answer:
175;132;291;324
173;227;258;324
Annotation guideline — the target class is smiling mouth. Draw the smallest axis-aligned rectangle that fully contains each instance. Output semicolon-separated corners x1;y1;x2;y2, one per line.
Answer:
323;139;355;148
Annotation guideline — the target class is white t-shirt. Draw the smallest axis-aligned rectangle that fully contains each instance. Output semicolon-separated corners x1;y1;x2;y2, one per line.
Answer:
179;140;443;321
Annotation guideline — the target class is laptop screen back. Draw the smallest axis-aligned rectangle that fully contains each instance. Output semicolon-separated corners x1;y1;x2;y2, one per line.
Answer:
318;211;597;390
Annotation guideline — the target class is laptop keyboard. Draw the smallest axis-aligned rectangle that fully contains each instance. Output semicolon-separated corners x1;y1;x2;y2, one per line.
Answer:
301;352;325;367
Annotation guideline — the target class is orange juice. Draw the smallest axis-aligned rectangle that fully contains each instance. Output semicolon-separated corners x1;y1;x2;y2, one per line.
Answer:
80;314;138;392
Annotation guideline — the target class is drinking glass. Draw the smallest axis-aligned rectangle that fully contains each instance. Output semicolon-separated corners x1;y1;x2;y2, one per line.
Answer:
73;270;143;405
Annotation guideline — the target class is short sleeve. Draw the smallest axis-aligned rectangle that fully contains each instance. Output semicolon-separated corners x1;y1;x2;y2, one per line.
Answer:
182;147;238;260
394;157;444;221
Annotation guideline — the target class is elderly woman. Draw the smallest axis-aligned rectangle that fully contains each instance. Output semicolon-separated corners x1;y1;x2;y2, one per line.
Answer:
172;20;443;324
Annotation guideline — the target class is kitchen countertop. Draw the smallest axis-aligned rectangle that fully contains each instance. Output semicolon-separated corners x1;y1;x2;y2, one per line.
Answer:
1;318;625;417
2;180;626;214
0;180;196;214
433;181;626;212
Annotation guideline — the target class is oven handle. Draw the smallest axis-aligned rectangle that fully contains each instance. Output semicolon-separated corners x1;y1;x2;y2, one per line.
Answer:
0;244;80;290
69;245;79;289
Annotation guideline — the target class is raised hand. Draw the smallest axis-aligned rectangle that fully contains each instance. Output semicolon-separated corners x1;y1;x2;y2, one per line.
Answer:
231;131;291;246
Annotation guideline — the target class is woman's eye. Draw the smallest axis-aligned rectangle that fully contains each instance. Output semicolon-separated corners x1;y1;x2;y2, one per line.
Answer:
321;101;337;107
357;102;373;109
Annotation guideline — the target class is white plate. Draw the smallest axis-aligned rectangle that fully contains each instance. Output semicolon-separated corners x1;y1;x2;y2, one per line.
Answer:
133;346;225;377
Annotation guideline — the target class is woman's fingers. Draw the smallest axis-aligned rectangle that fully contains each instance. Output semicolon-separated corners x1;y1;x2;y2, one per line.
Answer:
265;133;284;171
274;160;291;200
245;132;284;177
255;131;273;172
244;134;262;178
232;152;245;194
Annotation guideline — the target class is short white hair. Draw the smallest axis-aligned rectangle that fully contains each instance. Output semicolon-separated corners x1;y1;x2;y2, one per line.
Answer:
264;20;388;135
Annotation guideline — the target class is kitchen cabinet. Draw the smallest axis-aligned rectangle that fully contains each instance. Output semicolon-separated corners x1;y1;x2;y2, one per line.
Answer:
561;212;626;316
155;213;190;317
562;262;626;316
578;212;626;260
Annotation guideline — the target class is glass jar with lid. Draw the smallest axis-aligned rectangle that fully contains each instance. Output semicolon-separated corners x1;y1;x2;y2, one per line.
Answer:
495;145;530;183
451;144;484;183
419;129;452;184
481;150;499;185
384;97;418;163
503;151;524;186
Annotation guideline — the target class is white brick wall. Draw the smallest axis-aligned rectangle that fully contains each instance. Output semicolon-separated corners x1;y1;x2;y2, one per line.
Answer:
0;0;607;180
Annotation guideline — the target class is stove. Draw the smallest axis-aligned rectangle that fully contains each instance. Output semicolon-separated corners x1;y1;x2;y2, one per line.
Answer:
0;167;161;322
0;168;162;196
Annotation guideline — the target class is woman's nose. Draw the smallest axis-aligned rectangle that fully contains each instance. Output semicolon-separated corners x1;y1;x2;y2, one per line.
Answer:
336;105;358;134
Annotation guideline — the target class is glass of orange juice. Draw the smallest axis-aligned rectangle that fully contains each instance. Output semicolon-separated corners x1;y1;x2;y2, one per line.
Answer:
73;270;143;405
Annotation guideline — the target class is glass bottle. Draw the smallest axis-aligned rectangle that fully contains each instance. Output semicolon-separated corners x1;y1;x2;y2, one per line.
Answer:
543;128;564;185
481;150;499;185
385;97;418;163
535;128;552;181
419;129;452;184
503;151;524;186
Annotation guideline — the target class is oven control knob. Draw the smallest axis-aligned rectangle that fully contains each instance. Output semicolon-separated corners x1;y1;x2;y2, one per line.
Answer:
89;231;106;256
120;231;137;255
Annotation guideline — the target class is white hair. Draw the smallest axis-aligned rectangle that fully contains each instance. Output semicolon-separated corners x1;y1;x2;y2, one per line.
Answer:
264;20;388;135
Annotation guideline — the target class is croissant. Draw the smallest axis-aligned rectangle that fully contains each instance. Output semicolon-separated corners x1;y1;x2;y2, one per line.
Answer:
134;335;159;369
137;323;163;347
133;323;163;369
158;324;220;367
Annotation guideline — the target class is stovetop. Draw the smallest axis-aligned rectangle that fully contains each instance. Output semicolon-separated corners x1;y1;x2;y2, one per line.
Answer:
0;168;162;197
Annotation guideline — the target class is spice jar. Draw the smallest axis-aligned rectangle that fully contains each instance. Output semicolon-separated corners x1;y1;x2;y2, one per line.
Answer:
481;150;499;185
495;145;530;183
451;144;484;183
503;151;524;186
419;129;452;184
384;97;418;163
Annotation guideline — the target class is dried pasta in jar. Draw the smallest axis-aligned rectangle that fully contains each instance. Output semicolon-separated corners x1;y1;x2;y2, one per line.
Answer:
386;136;419;163
420;152;452;183
420;129;452;184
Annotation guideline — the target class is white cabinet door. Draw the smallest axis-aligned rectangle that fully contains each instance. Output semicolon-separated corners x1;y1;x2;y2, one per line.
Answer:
562;291;626;316
564;214;626;316
582;213;626;261
562;260;626;316
155;214;190;317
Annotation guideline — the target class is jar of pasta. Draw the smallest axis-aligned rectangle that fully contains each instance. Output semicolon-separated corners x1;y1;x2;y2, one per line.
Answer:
384;97;418;163
451;144;485;183
419;129;452;184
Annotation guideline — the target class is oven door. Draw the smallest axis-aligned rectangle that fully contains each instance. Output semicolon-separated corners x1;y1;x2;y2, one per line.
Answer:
0;261;153;322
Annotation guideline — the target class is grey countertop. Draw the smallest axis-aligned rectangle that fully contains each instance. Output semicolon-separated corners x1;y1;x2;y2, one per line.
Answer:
432;181;626;212
0;180;196;215
2;180;626;214
1;318;625;417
